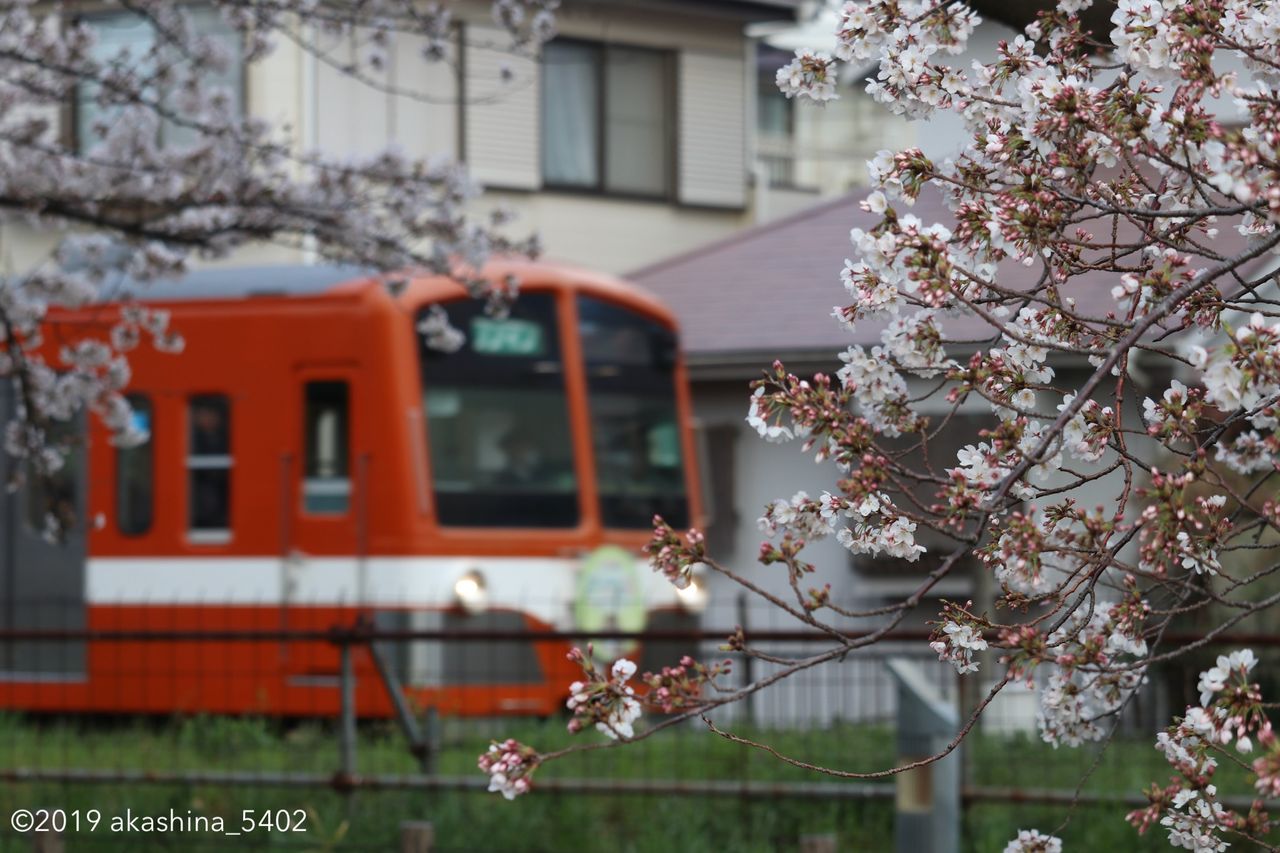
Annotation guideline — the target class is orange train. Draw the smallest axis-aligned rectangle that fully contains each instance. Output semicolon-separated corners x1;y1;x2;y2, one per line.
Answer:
0;261;705;717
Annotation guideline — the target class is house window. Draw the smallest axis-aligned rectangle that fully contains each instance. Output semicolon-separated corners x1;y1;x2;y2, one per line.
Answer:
700;423;739;557
541;40;672;197
116;395;153;536
303;381;351;514
188;395;231;542
756;45;795;139
756;44;797;188
76;7;244;153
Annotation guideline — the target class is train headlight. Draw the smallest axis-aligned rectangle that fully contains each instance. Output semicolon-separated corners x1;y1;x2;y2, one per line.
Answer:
676;574;708;614
454;569;489;614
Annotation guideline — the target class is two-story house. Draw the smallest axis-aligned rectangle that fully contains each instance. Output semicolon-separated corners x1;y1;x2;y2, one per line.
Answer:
7;1;800;276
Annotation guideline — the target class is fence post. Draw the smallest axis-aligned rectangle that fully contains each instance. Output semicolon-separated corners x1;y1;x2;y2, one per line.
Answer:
30;833;63;853
368;637;434;772
424;705;441;775
797;833;837;853
400;820;434;853
887;658;959;853
737;593;754;725
340;640;357;780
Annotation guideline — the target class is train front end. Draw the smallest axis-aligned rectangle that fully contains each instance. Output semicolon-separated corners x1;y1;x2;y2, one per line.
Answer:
382;263;706;715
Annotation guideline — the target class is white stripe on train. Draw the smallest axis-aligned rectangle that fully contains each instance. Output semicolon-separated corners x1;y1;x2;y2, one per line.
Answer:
86;555;683;630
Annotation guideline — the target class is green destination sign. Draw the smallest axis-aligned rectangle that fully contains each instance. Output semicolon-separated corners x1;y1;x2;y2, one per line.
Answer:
470;317;544;356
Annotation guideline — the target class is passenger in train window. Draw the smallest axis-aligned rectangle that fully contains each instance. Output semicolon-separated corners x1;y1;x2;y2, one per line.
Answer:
191;400;229;455
500;429;556;488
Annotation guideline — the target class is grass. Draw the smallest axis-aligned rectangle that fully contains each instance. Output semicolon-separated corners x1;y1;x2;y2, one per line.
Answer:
0;714;1233;851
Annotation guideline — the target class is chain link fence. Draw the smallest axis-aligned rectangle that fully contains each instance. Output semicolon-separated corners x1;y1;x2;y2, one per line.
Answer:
0;595;1265;851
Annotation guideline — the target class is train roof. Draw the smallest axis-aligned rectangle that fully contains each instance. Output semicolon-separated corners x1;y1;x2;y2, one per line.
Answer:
101;264;379;301
101;256;675;315
89;260;679;325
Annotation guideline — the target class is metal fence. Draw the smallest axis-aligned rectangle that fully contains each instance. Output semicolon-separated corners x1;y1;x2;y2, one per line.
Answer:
0;597;1267;851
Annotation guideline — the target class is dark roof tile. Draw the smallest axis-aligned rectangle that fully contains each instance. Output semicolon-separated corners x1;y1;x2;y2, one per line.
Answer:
630;187;1259;364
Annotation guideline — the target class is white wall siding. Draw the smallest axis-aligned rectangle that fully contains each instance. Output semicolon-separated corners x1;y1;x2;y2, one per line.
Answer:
462;25;540;190
389;31;460;158
485;190;748;274
314;31;393;159
678;51;747;208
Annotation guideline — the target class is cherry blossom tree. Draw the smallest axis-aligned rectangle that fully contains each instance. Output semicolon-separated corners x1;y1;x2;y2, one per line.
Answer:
0;0;552;521
483;1;1280;850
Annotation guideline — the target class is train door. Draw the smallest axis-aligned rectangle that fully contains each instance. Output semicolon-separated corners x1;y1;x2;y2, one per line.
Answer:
0;383;87;677
282;368;362;653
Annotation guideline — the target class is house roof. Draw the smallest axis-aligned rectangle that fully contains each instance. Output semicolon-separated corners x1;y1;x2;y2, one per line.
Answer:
629;192;891;374
629;186;1263;378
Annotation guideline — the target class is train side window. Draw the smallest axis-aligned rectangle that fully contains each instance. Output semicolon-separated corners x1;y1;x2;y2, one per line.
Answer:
188;395;231;542
116;395;153;536
303;381;351;514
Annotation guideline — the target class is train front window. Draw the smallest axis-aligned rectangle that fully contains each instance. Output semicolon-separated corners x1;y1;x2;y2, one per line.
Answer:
578;296;688;529
417;294;579;527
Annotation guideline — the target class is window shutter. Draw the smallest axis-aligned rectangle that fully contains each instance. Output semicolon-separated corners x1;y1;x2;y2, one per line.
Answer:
462;25;540;190
678;51;746;209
